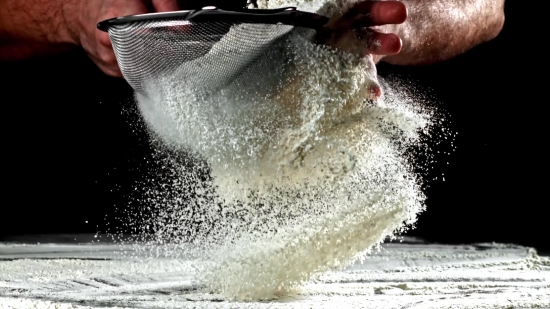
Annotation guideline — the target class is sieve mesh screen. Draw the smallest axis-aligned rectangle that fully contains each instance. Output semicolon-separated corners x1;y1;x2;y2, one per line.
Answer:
101;8;328;95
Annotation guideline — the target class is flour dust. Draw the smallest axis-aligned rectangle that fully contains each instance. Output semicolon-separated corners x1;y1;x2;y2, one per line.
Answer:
114;0;443;301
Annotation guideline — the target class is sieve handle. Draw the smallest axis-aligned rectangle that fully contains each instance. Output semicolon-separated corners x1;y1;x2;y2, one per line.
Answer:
187;8;329;29
97;7;329;32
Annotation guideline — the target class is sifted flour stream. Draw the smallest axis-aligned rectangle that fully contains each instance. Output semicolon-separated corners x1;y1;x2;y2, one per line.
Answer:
125;0;439;301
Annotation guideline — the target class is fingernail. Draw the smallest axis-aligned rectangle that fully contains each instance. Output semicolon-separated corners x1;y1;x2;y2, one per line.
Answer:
384;2;407;23
385;6;400;20
369;85;382;100
386;35;402;54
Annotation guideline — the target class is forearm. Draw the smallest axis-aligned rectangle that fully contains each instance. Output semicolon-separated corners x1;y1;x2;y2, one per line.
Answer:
382;0;505;65
0;0;77;60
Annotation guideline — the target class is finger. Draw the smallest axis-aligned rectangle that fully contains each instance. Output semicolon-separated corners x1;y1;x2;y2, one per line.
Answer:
97;31;112;48
104;67;123;77
98;60;123;77
89;54;123;77
105;67;123;77
346;1;407;26
96;1;151;46
152;0;180;12
95;1;151;51
369;84;382;100
361;29;402;55
361;54;383;100
365;80;383;101
88;44;122;77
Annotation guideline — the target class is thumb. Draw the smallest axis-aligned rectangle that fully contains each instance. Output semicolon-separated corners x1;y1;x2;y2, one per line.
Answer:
361;55;382;100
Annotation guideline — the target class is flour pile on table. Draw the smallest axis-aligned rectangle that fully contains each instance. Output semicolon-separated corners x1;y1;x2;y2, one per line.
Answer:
130;0;437;301
1;241;549;308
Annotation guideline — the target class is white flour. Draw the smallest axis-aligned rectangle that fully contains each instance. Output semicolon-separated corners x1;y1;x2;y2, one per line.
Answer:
1;241;549;308
0;2;546;309
126;0;438;301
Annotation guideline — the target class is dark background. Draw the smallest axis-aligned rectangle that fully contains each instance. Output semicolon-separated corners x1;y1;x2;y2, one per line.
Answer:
1;1;547;253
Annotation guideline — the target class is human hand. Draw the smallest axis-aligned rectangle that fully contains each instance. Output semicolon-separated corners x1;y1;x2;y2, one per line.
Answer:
65;0;179;77
320;1;406;60
317;1;407;98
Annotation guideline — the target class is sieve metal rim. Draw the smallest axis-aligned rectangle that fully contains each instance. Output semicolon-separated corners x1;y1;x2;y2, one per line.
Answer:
97;6;329;32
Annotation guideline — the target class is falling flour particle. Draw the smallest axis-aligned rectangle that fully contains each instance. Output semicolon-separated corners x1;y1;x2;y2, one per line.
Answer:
129;0;435;301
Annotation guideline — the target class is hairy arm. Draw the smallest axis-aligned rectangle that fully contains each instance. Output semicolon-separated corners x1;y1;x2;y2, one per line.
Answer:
0;0;77;60
381;0;505;65
0;0;506;73
0;0;179;75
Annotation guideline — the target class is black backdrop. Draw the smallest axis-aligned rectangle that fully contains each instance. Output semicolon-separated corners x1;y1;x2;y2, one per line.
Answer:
1;1;547;252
